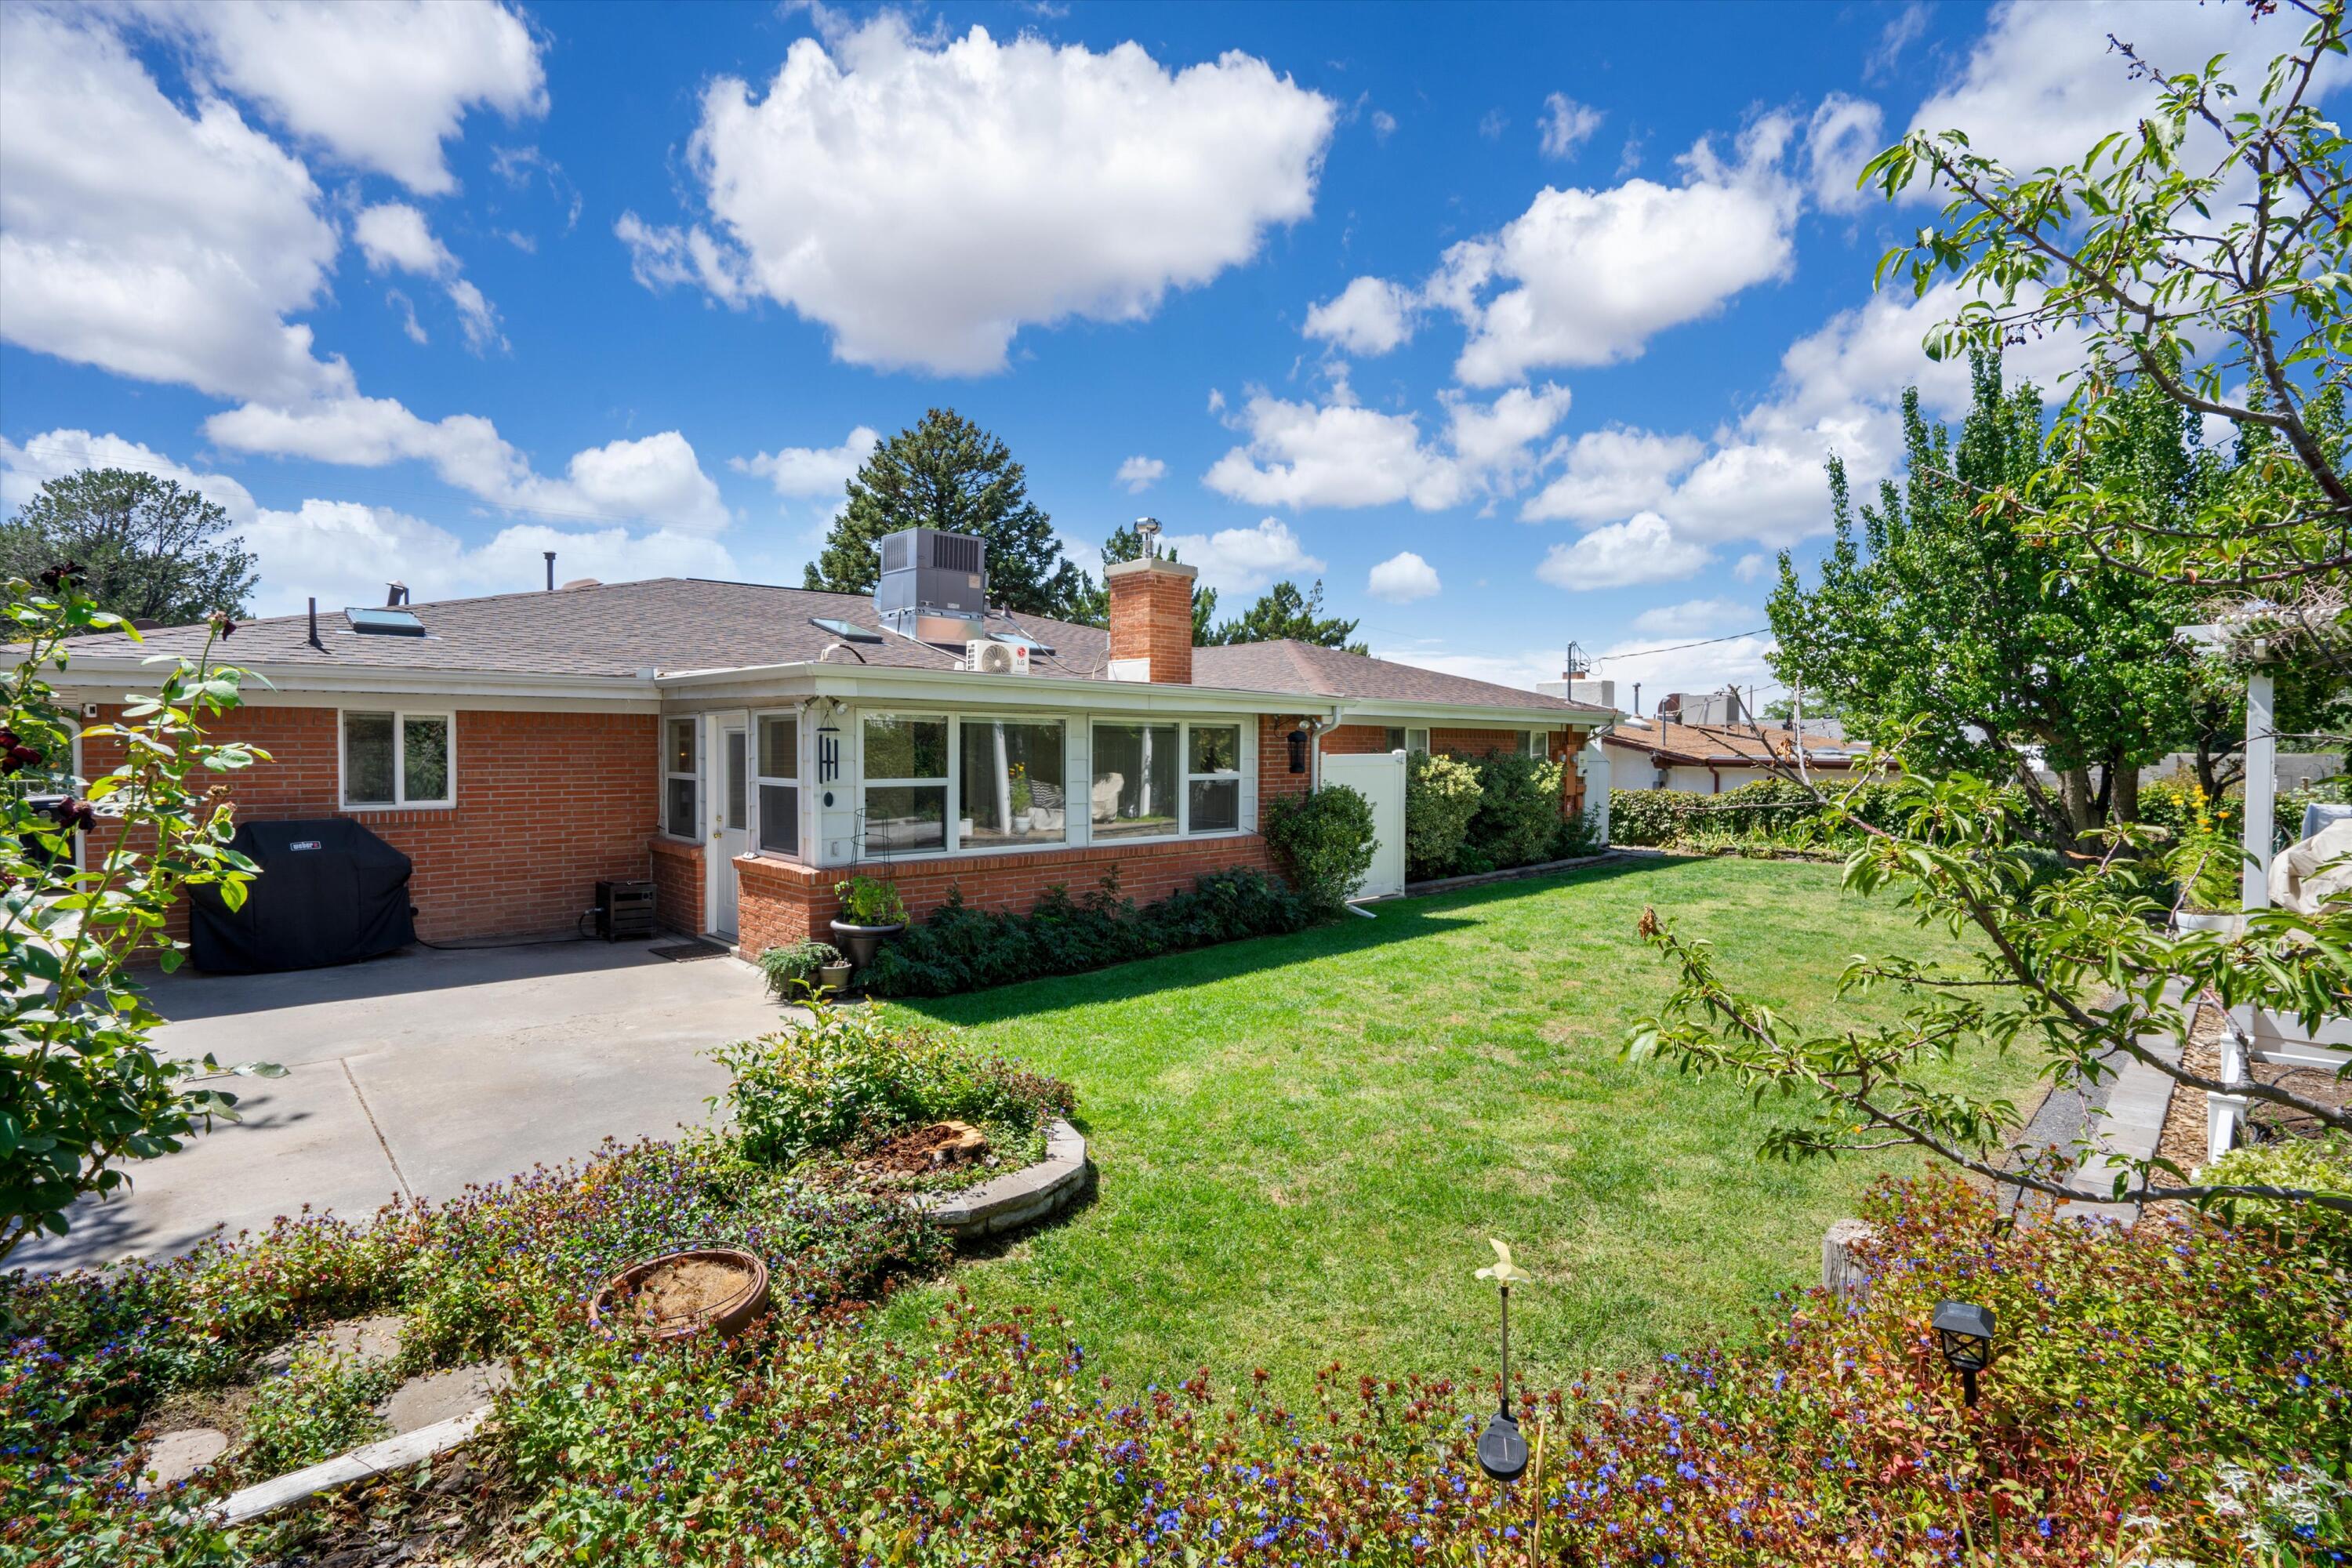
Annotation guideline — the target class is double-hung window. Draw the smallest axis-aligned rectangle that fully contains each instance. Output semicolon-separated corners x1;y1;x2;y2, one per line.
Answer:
1383;726;1431;753
343;711;451;808
1185;724;1242;832
756;714;800;856
664;718;697;838
862;714;949;855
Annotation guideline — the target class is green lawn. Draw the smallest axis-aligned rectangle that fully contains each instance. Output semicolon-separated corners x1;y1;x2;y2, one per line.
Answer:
872;855;2034;1397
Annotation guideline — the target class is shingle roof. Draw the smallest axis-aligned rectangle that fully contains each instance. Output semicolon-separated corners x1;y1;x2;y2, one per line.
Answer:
69;579;1592;714
1192;639;1589;713
1602;718;1866;765
69;579;1110;681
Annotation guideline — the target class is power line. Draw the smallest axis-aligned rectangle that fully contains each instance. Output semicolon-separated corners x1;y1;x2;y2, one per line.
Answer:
1597;626;1771;661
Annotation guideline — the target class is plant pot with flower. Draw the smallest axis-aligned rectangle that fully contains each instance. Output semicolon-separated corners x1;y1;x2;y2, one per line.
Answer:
2165;796;2248;936
1009;762;1034;836
830;873;908;970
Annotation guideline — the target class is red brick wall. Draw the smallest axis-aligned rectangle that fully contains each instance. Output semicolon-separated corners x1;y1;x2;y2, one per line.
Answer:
1258;713;1313;810
648;835;704;936
731;834;1274;957
1320;723;1392;756
1107;561;1197;684
83;702;659;945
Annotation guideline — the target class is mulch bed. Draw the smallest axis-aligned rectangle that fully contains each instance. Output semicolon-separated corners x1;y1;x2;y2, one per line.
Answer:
855;1120;990;1178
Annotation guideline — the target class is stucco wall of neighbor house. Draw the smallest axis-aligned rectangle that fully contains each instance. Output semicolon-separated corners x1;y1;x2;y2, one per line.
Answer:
81;703;660;946
731;833;1276;956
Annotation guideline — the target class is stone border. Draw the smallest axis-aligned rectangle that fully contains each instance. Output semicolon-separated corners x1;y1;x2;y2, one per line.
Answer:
912;1119;1088;1239
209;1405;492;1526
1403;848;1641;898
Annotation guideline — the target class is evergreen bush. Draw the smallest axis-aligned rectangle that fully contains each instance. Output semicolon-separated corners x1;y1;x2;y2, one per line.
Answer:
1403;751;1481;880
1264;784;1376;913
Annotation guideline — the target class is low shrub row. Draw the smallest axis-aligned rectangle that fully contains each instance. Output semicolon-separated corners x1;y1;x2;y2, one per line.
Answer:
1405;752;1602;880
858;867;1313;998
1610;778;1909;849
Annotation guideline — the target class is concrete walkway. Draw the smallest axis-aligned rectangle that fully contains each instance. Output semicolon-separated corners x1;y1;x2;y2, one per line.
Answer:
14;941;788;1272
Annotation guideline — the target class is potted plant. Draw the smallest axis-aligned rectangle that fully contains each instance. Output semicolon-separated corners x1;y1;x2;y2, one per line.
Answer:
1009;761;1033;835
2167;788;2245;935
830;873;908;969
756;938;843;1000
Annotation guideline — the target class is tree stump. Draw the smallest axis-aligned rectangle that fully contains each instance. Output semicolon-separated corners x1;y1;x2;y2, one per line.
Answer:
1822;1218;1876;1307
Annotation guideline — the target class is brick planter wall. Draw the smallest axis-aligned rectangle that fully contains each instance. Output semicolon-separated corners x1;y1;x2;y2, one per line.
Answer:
731;835;1275;959
81;703;659;946
648;835;705;936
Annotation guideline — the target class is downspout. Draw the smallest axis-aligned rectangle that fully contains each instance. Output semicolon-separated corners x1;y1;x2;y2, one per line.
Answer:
1298;707;1346;792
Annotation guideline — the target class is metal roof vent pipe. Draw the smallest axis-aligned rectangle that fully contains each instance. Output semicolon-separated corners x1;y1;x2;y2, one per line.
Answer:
544;550;556;591
307;596;322;649
385;582;409;607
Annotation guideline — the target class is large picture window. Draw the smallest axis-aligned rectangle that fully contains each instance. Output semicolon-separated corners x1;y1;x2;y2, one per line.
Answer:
757;713;800;856
957;718;1065;847
1091;723;1178;839
862;714;949;855
343;711;451;808
1186;724;1243;833
664;717;697;838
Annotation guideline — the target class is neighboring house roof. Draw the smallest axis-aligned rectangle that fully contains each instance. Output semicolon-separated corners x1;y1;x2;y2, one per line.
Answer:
1602;717;1867;769
64;578;1600;719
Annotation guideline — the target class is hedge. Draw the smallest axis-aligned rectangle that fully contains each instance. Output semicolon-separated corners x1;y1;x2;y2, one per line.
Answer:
1403;751;1481;880
855;867;1312;997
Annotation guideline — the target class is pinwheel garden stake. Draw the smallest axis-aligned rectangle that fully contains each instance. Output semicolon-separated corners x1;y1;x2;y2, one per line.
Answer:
1474;1239;1533;1482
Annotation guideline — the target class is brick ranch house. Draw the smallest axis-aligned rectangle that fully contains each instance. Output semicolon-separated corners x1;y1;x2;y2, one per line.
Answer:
59;532;1613;958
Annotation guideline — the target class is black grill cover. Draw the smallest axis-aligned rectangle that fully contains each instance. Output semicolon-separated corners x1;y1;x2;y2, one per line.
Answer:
191;818;416;974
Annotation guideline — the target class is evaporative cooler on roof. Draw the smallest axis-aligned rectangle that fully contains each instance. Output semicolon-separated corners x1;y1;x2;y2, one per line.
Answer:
874;528;987;644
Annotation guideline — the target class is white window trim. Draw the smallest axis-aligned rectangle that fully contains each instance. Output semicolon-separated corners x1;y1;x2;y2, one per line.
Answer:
339;709;455;811
751;709;805;862
858;711;953;858
951;711;1072;854
1087;717;1253;849
660;717;699;842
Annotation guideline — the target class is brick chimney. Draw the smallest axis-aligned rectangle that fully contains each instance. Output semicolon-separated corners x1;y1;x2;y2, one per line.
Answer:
1105;556;1196;684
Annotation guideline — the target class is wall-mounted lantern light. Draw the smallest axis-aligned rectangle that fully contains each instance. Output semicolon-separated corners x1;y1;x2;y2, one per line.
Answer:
1474;1240;1534;1481
1932;1299;1995;1407
1287;727;1308;775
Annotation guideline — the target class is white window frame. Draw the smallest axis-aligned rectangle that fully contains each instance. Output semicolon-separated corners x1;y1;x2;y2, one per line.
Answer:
1384;726;1431;753
1088;717;1251;848
339;709;454;811
953;712;1070;852
752;710;804;861
1183;720;1245;836
859;710;953;858
662;717;699;841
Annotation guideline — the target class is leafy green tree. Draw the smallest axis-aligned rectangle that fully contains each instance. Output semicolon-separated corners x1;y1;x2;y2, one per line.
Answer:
1207;579;1367;654
1069;522;1218;640
803;409;1087;619
0;469;256;633
1769;358;2199;844
1634;5;2352;1221
0;571;280;1262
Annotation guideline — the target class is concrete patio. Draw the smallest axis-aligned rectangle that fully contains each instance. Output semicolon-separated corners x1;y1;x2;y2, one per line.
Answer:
13;940;786;1272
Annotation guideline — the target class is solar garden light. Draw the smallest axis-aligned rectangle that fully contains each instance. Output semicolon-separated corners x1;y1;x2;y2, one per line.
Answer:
1475;1239;1534;1481
1933;1300;1995;1408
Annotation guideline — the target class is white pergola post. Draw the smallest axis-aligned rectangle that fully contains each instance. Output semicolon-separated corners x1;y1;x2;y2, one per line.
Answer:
2242;669;2277;910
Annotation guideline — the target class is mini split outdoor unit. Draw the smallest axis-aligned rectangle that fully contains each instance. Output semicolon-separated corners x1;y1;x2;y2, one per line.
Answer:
964;640;1030;675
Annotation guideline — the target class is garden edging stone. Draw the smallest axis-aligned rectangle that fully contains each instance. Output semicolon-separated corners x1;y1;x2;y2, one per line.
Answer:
208;1404;493;1526
911;1119;1087;1239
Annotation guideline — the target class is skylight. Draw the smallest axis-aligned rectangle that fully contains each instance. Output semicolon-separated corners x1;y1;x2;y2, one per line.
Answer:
809;616;884;644
345;607;425;637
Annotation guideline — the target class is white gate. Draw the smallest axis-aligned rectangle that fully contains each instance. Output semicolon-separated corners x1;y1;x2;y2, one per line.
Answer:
1322;750;1406;899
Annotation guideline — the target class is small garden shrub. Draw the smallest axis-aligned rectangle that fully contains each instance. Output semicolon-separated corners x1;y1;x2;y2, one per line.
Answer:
1265;782;1376;913
231;1341;395;1479
710;1005;1075;1169
1456;752;1558;872
1403;750;1482;880
754;938;841;1000
833;872;907;926
860;868;1312;998
2202;1132;2352;1266
1610;778;1910;850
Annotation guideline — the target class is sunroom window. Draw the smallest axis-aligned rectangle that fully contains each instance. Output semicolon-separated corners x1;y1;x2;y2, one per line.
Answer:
756;714;799;856
664;718;697;837
862;714;948;855
957;718;1065;847
1091;723;1178;839
1186;724;1242;833
343;711;451;808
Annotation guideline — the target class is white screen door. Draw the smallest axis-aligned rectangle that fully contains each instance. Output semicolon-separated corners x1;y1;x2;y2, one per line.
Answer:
708;716;750;938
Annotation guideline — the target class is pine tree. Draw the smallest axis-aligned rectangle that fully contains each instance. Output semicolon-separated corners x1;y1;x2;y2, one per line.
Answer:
1207;579;1367;654
0;469;256;633
1069;521;1219;640
803;409;1086;618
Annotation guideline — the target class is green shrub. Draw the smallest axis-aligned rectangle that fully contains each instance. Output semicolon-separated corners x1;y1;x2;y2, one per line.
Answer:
1609;779;1911;849
1552;803;1606;860
754;938;841;1000
1265;784;1376;913
1403;751;1481;880
2201;1133;2352;1265
1460;753;1558;870
710;1006;1073;1167
833;873;907;926
858;868;1312;998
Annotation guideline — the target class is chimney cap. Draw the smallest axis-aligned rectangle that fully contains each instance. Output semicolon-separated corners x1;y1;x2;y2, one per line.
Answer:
1133;517;1163;557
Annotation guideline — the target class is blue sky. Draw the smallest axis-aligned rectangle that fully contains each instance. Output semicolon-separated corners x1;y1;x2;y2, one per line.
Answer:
0;0;2294;703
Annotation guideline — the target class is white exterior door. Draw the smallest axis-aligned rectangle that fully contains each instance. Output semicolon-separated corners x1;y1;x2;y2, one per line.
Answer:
1322;750;1406;899
707;714;750;939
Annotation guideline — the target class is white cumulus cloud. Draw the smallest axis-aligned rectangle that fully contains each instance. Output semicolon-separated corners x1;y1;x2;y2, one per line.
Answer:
621;16;1336;374
1535;512;1712;590
0;429;259;523
1159;517;1323;597
1115;456;1167;493
1630;597;1758;637
733;427;881;505
1367;550;1440;603
1804;94;1885;215
353;201;504;354
1538;93;1603;161
1522;427;1704;525
141;0;547;197
1205;383;1571;512
1302;276;1417;356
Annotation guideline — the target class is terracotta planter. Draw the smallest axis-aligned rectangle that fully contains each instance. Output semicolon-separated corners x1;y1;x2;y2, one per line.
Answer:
829;919;904;970
588;1247;770;1341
